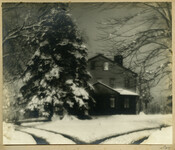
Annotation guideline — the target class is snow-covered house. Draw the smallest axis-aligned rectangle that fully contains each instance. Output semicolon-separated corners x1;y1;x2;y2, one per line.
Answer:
88;54;139;115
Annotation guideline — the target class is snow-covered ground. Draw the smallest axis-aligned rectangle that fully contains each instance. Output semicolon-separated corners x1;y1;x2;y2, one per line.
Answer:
142;126;172;144
101;127;172;144
101;129;158;144
3;114;172;144
19;128;75;144
3;122;36;144
34;114;172;143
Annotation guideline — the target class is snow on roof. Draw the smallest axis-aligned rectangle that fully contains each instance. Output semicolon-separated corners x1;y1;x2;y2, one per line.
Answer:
93;82;139;96
114;88;139;96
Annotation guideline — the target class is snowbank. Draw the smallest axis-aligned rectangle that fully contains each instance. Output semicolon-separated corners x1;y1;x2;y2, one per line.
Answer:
142;126;172;144
3;122;36;144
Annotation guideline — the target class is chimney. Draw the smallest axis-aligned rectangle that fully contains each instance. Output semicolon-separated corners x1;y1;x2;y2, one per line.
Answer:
114;55;123;66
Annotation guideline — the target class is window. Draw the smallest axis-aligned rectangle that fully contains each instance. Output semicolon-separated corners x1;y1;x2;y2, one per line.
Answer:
124;98;129;109
110;97;115;108
109;78;115;88
104;62;109;70
125;78;130;88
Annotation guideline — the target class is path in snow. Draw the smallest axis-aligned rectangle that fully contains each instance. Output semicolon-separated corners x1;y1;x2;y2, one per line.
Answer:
4;115;172;144
33;114;172;143
17;126;76;144
16;129;49;144
18;125;170;144
101;126;172;145
18;126;85;144
90;125;168;144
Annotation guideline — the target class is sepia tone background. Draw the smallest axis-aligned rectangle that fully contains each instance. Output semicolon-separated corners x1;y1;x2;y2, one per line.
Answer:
0;0;174;150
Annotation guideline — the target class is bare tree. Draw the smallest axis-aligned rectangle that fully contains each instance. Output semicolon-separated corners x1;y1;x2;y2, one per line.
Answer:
96;2;172;112
3;3;69;82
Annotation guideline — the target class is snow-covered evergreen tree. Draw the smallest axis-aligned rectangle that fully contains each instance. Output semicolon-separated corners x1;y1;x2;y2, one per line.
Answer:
19;7;93;119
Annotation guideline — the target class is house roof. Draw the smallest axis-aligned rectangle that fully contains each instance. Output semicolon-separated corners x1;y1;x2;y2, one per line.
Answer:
114;88;139;96
88;54;114;63
88;54;137;76
93;81;139;96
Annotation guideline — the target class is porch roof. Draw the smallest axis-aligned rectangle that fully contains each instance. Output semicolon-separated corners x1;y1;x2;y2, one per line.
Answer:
114;88;139;96
93;81;139;96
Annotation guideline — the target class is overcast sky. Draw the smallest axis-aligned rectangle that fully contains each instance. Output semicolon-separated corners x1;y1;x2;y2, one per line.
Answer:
69;3;142;58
